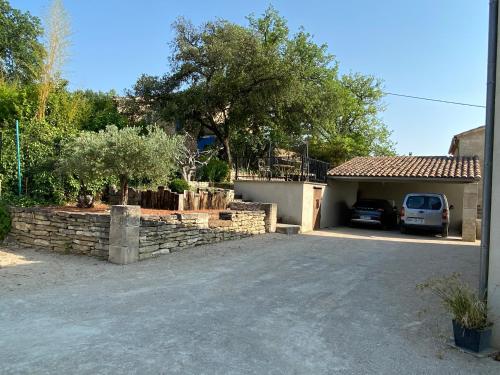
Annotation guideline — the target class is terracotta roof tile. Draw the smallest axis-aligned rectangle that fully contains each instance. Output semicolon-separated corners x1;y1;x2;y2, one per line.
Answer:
328;156;481;181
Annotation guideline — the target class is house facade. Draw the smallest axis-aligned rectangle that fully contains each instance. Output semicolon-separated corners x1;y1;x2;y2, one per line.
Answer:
449;125;485;217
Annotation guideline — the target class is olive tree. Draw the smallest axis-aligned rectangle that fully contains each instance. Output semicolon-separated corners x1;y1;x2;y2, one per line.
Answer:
59;125;184;205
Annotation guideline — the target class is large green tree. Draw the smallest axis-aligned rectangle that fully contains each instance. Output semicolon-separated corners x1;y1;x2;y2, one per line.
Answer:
0;0;44;83
130;7;395;165
309;74;396;165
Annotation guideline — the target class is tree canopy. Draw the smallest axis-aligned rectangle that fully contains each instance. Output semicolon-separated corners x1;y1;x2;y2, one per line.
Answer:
59;125;184;204
0;0;44;83
130;6;395;166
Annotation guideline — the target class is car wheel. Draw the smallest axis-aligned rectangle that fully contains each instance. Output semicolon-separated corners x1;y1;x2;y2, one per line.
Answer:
400;224;407;234
441;224;449;238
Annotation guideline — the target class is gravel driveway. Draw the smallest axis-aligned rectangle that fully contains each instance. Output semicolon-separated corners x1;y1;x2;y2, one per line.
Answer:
0;228;498;374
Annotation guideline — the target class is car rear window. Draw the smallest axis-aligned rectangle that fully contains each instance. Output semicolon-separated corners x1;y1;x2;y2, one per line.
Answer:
355;200;387;209
406;196;442;210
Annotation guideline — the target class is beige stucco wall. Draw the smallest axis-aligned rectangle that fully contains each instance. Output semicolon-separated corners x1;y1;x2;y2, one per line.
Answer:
357;181;465;232
453;129;485;214
234;181;329;232
323;180;359;226
488;6;500;347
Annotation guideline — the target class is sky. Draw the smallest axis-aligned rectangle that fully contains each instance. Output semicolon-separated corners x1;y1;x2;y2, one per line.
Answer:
10;0;489;156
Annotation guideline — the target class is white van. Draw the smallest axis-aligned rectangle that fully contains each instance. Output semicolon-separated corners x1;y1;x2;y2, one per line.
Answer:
400;193;452;237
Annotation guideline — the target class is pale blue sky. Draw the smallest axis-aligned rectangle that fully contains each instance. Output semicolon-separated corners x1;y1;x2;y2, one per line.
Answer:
11;0;489;156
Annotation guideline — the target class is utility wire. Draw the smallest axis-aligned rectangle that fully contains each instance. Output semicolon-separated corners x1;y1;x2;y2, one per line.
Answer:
384;92;486;108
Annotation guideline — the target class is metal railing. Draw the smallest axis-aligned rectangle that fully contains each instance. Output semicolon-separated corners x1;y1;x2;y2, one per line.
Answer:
234;156;329;183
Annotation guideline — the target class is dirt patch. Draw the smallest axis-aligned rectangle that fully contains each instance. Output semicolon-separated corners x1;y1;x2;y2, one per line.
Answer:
26;204;227;217
140;208;226;216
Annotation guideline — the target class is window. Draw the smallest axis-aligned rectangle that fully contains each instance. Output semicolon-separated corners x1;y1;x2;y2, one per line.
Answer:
406;196;426;209
406;196;442;210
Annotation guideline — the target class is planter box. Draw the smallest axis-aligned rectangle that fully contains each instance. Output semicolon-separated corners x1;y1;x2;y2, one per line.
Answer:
452;320;492;353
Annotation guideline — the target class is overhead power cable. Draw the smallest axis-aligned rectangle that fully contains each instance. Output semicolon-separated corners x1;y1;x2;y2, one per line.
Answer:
384;92;486;108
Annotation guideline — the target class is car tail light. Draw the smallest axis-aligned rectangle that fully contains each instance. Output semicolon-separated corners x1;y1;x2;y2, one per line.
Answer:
442;209;448;221
400;207;405;217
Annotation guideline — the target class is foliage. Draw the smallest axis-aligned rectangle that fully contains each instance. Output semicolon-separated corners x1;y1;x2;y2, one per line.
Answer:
0;2;129;206
0;0;45;83
309;74;396;165
76;90;128;132
37;0;71;120
130;6;395;165
417;273;492;330
0;202;11;240
168;178;190;194
59;125;184;204
198;158;229;183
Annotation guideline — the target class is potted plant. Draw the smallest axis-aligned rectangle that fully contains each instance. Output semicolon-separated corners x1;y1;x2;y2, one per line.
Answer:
417;273;493;353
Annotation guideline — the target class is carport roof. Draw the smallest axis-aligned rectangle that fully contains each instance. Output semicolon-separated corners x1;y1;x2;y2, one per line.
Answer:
328;156;481;182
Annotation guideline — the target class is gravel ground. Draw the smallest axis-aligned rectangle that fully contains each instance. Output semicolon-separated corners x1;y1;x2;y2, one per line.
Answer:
0;228;499;374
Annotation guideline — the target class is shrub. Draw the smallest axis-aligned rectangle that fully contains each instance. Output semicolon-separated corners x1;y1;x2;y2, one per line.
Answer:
0;203;12;240
417;273;491;330
199;158;229;183
168;178;190;194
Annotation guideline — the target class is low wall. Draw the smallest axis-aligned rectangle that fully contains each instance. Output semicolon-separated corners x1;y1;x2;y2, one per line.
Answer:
7;207;110;258
139;211;265;260
7;206;265;262
228;201;277;233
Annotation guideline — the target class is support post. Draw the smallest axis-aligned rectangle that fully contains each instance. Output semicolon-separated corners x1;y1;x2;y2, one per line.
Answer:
108;205;141;264
15;120;21;196
462;183;479;242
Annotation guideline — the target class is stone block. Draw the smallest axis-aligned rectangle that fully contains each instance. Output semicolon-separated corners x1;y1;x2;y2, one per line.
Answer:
108;205;141;264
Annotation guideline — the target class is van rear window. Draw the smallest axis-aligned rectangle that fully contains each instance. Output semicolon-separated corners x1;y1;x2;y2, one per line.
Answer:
406;196;442;210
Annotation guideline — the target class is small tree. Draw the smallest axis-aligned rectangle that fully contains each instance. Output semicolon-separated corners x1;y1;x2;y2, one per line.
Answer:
59;125;183;205
176;133;219;182
58;129;105;206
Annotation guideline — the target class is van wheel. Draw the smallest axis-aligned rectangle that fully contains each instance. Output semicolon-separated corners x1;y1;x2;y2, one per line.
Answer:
441;224;449;238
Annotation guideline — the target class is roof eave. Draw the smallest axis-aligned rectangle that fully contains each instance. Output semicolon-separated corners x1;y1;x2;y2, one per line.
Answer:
327;175;480;183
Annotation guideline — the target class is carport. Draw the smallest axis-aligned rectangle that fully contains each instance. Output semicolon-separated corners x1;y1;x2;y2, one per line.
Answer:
327;156;481;241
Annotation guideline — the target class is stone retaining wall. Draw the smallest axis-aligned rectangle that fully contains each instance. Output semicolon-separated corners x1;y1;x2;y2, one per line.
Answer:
139;211;265;260
7;207;265;262
228;201;277;233
7;207;110;258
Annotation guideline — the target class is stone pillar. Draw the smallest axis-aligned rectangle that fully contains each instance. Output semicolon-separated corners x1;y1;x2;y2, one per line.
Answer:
462;183;478;242
263;203;277;233
108;205;141;264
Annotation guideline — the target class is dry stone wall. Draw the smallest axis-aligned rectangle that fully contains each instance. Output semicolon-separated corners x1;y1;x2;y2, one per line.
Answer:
139;211;265;260
228;201;277;233
7;207;110;258
7;207;265;262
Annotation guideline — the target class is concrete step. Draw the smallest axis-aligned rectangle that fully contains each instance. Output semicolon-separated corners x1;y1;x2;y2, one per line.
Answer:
275;223;301;235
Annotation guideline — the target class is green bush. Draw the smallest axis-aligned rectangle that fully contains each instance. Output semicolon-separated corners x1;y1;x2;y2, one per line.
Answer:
0;203;12;240
199;159;229;183
168;178;190;194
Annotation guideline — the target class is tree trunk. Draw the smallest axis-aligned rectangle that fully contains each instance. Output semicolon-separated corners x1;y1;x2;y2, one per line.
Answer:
119;175;129;205
222;138;232;166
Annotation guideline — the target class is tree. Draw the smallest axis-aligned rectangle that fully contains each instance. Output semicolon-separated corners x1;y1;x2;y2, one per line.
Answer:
309;74;396;165
131;8;293;165
59;125;184;205
130;7;395;165
37;0;70;120
175;132;219;181
0;0;44;83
